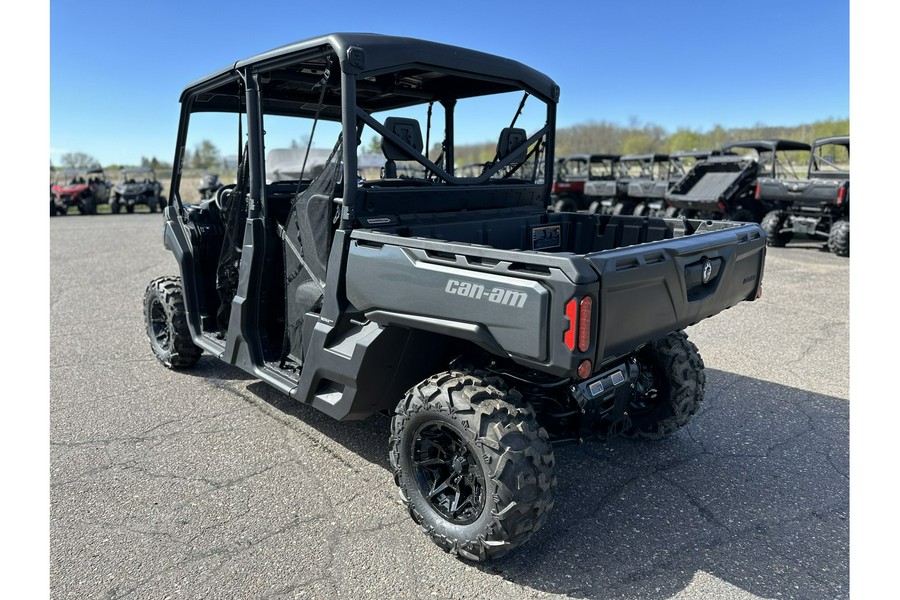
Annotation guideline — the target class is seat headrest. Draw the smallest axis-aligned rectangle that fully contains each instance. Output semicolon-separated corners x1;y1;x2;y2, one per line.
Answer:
497;127;528;163
382;117;424;161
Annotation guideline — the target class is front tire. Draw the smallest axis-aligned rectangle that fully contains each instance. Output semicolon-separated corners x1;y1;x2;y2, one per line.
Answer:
390;370;556;561
623;331;706;440
760;210;793;247
143;276;202;369
828;220;849;257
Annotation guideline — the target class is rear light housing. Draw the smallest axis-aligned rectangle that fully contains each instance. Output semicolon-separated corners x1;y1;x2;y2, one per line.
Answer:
754;182;761;200
564;296;594;378
837;186;846;205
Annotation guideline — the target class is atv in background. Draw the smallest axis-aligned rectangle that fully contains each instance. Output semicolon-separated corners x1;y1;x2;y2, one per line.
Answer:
665;139;810;222
638;150;715;217
625;153;706;218
197;173;223;201
550;153;619;212
51;168;110;215
111;167;165;214
586;153;668;216
757;136;849;256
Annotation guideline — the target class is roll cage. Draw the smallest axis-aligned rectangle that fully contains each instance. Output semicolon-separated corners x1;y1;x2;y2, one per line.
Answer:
169;33;559;232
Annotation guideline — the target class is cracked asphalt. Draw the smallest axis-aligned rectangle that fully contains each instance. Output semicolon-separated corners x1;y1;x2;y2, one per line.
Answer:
50;214;848;599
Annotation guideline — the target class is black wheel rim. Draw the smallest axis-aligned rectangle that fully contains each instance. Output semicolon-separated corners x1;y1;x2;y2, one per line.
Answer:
411;421;486;525
148;298;171;352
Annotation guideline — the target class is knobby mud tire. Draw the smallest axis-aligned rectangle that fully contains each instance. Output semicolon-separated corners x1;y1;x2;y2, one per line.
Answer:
828;220;849;257
143;276;202;369
760;210;793;247
623;330;706;441
390;370;556;561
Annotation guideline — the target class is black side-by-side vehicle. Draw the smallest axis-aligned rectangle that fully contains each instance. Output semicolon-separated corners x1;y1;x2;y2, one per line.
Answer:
143;33;767;561
756;136;849;256
549;153;619;212
665;139;810;223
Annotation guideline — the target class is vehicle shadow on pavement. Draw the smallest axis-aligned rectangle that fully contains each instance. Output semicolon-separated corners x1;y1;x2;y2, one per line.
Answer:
248;368;848;600
174;355;259;382
482;368;849;600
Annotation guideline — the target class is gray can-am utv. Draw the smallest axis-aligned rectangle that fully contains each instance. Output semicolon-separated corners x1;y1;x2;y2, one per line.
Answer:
144;33;767;561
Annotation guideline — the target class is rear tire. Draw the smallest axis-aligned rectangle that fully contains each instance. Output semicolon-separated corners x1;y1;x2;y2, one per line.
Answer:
633;202;648;217
110;198;121;214
143;276;202;369
390;370;556;561
623;331;705;440
126;204;135;214
828;220;849;257
664;206;681;218
760;210;793;247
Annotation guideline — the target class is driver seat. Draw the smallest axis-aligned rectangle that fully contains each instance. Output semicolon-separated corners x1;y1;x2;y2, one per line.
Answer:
382;117;424;178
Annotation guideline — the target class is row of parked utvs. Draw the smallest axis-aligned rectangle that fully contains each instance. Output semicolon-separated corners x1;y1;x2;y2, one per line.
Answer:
550;136;850;256
50;167;166;215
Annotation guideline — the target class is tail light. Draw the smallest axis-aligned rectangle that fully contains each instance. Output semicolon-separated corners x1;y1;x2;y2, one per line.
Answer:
754;182;761;200
564;296;594;368
564;299;577;351
717;200;726;213
578;297;592;352
837;186;846;205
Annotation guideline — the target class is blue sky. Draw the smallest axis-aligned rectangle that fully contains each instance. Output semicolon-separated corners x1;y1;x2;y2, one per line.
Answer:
50;0;849;166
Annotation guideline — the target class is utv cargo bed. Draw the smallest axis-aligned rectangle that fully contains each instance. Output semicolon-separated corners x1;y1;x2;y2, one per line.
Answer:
346;210;765;376
665;156;753;209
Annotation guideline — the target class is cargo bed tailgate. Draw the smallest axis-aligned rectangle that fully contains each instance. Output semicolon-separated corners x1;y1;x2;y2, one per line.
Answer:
586;222;766;363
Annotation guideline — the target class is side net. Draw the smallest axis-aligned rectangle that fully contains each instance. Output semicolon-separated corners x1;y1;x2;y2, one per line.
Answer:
281;136;343;364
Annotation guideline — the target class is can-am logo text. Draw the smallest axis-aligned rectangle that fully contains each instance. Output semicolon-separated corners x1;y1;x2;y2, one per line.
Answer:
445;279;528;308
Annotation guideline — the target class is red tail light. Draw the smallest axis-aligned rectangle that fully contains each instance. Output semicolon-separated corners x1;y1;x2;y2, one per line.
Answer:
837;186;846;205
578;297;592;352
754;182;761;200
564;296;594;354
564;299;577;351
717;200;726;213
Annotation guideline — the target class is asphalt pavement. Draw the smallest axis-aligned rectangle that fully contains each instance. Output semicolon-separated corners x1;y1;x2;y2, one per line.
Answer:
50;213;848;600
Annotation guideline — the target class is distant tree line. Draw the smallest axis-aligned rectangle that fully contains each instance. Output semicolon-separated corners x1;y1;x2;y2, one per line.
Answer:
53;139;225;173
54;118;848;174
452;117;850;165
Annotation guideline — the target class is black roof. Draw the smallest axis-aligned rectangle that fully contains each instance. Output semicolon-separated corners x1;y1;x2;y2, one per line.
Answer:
181;33;559;117
722;139;811;152
812;135;849;148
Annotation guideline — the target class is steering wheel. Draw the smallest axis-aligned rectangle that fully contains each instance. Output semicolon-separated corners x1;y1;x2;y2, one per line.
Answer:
214;184;237;210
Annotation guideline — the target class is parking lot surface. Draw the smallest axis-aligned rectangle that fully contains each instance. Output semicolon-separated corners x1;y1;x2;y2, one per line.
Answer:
50;214;848;600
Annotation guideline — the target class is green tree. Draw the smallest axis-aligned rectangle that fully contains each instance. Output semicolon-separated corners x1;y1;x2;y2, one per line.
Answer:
61;152;100;169
191;140;221;170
